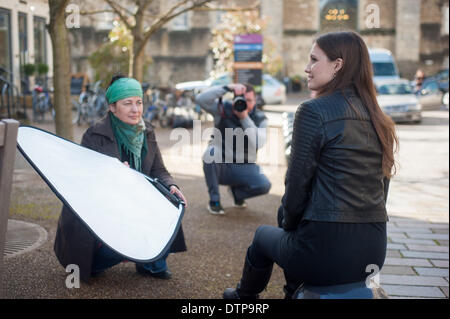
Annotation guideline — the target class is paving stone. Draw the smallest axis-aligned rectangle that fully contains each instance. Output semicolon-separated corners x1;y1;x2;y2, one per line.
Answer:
431;260;449;268
440;286;449;297
388;227;432;234
436;240;449;246
387;243;407;250
432;229;449;234
406;233;449;240
382;285;445;298
387;250;402;257
388;296;445;299
394;222;448;230
384;257;432;267
414;267;449;277
380;265;415;275
380;274;448;286
388;233;408;239
390;238;437;245
406;244;449;253
401;250;449;260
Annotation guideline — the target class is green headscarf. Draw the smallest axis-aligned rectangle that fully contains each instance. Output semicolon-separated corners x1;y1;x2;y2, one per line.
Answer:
110;112;148;172
106;77;143;104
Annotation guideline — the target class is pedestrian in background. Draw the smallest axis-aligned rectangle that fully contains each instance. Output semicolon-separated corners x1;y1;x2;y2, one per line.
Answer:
224;31;398;299
54;75;187;283
413;69;426;93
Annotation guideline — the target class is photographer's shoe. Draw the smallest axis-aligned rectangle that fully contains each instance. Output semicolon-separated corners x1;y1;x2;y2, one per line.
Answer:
233;199;247;208
228;187;247;208
207;201;225;215
135;264;172;280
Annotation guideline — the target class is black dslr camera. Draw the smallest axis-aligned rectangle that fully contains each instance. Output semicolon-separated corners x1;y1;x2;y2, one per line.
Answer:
233;95;247;112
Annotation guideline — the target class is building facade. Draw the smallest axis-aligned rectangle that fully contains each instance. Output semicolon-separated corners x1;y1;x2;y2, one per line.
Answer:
0;0;53;92
1;0;448;91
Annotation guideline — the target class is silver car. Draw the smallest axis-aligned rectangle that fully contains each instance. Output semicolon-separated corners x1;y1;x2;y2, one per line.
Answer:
375;79;422;124
175;73;286;105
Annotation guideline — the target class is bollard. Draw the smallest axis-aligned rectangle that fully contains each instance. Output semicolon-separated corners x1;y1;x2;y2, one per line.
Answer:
0;119;19;298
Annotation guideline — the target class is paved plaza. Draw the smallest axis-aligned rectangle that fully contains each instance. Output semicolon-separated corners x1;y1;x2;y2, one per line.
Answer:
2;97;449;299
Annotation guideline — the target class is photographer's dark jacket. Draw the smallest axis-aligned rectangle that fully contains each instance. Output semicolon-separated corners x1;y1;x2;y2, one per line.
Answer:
281;87;389;230
54;115;186;282
195;86;268;163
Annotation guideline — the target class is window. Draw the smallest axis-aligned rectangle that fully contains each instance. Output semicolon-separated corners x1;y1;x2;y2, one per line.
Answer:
0;8;12;80
320;0;358;31
372;62;397;77
18;12;28;70
171;12;189;30
33;16;47;64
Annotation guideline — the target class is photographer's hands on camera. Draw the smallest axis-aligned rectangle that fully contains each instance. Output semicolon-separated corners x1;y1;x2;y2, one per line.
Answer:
227;83;250;119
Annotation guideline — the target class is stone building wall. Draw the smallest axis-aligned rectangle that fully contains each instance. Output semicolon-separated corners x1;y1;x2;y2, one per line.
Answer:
282;0;318;78
419;0;449;75
67;0;449;87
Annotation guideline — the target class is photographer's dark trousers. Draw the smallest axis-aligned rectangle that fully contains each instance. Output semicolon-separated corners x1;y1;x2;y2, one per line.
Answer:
203;160;271;202
243;207;387;293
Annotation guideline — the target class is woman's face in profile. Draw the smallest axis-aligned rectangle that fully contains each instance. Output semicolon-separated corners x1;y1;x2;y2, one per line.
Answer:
109;96;143;125
305;43;337;91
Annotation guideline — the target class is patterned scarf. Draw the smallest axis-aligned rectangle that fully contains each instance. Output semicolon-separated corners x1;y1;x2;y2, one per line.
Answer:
110;112;147;172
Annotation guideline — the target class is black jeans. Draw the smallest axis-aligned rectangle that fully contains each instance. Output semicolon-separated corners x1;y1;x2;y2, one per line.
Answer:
247;209;387;289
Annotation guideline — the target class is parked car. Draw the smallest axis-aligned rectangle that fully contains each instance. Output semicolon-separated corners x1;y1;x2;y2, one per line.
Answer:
375;79;422;123
416;77;446;110
369;48;400;82
175;73;287;105
433;68;449;92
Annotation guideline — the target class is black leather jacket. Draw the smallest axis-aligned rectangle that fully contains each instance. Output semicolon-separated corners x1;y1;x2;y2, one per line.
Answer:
281;88;389;230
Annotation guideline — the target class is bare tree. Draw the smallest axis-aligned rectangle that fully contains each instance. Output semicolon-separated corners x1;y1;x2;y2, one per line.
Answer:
102;0;213;82
101;0;260;82
48;0;73;140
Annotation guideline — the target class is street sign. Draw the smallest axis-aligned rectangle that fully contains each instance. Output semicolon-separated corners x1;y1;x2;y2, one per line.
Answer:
233;34;263;86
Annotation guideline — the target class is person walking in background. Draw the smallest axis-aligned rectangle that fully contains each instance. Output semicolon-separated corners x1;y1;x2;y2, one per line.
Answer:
223;31;398;299
54;75;187;283
413;69;426;93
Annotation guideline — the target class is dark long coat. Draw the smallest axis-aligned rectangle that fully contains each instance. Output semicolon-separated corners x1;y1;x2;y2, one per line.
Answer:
54;115;187;282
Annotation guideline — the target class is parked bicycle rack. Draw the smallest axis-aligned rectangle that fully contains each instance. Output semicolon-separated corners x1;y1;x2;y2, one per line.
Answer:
0;70;27;120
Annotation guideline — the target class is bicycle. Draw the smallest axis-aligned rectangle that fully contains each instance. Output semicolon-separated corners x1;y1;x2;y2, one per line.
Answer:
72;81;108;126
142;86;175;128
32;84;54;123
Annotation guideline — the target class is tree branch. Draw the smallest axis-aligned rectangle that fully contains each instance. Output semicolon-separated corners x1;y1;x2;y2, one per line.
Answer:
79;9;115;16
141;0;212;43
196;1;260;12
104;0;133;29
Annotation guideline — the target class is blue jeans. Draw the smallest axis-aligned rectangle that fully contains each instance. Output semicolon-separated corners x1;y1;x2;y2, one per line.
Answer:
203;161;271;202
91;243;169;275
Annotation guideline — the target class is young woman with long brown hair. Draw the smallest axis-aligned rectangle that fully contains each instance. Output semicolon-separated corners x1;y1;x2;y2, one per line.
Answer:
223;31;398;299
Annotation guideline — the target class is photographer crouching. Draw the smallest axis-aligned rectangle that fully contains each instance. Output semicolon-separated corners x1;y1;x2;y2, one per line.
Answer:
195;83;271;215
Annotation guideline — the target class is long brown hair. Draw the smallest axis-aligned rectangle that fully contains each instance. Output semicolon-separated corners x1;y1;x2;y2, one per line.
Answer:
314;31;399;178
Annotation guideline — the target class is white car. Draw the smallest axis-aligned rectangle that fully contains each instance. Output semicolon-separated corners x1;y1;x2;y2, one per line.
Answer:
375;79;422;124
369;48;400;82
175;73;287;105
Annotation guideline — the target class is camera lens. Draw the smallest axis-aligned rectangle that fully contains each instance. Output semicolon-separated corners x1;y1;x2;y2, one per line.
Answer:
233;96;247;112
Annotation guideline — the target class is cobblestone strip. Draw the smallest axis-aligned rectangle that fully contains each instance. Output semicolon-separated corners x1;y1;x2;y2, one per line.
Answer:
383;218;449;299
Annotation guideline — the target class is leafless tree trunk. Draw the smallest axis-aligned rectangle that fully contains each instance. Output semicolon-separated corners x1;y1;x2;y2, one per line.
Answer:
48;0;73;141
